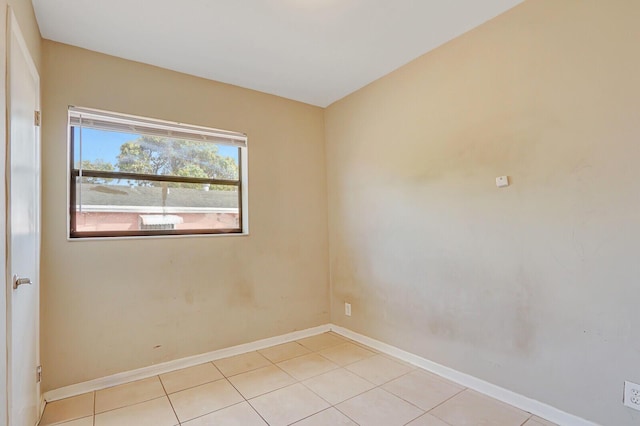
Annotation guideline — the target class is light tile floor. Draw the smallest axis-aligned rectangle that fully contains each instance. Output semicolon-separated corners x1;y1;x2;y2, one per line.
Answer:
39;332;558;426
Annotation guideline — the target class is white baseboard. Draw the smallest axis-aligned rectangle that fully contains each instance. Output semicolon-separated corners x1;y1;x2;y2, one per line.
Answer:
329;324;599;426
43;324;330;403
43;322;598;426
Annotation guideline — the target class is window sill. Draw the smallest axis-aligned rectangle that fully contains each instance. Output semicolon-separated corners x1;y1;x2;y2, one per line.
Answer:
66;231;249;242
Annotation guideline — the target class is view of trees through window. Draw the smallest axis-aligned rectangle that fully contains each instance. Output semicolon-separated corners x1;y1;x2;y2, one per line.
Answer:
70;125;244;237
76;132;239;186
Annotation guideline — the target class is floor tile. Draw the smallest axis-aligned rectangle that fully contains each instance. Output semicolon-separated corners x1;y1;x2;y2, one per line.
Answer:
380;353;418;368
160;362;223;394
39;393;94;425
382;369;464;410
297;333;346;352
406;413;451;426
292;407;358;425
318;342;376;366
95;376;165;413
228;364;296;399
94;397;178;426
524;416;558;426
334;335;379;353
345;354;414;385
168;379;244;423
43;415;93;426
41;334;549;426
181;401;267;426
302;368;375;405
430;389;531;426
249;383;330;426
277;353;339;381
214;351;272;377
258;341;311;363
336;387;424;426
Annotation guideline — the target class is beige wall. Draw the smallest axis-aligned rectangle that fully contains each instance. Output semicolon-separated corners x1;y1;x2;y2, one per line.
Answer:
33;1;640;424
325;1;640;425
41;41;329;391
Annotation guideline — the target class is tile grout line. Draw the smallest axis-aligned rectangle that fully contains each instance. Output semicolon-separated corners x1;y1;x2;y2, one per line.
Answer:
421;388;468;425
287;406;354;426
307;349;463;426
92;387;166;417
295;373;368;424
374;368;463;419
519;414;535;426
157;374;181;425
243;334;354;425
169;351;297;425
338;357;411;388
244;398;272;426
91;395;170;421
176;400;249;426
208;360;225;379
376;386;426;418
219;354;273;426
401;411;454;426
331;400;362;425
291;335;421;424
50;335;407;425
241;388;272;426
294;356;425;424
168;350;289;424
257;341;311;364
214;351;278;379
163;362;231;398
178;371;255;423
221;354;297;401
56;333;546;426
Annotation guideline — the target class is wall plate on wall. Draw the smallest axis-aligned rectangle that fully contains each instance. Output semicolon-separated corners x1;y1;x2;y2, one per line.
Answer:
496;176;509;188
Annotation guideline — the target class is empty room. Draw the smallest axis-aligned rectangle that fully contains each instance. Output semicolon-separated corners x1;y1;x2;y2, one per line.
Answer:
0;0;638;425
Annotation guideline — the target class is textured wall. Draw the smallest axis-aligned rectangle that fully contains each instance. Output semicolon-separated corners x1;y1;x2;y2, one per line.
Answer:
325;1;640;424
41;41;329;391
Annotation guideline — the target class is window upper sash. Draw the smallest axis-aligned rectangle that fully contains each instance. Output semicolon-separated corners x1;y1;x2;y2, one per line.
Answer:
69;106;247;148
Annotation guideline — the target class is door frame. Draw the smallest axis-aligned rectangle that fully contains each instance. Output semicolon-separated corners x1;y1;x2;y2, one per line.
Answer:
4;6;42;425
0;3;7;422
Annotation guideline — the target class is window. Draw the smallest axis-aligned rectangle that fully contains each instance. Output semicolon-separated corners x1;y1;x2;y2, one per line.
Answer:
68;107;248;238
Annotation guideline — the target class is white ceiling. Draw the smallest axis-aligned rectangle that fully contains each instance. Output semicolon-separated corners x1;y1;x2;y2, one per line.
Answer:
33;0;524;107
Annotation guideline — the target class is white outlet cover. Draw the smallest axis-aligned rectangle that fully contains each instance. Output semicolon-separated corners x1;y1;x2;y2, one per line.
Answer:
624;381;640;411
496;176;509;188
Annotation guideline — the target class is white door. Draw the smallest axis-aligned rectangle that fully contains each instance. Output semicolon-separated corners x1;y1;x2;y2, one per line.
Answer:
6;8;41;426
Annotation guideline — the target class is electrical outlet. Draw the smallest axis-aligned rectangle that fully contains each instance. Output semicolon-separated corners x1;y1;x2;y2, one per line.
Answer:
344;302;351;316
624;381;640;411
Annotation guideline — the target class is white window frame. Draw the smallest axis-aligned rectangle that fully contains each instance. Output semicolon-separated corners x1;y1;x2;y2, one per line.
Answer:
66;106;249;240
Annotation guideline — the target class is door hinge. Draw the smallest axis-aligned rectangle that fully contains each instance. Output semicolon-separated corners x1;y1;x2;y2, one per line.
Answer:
36;365;42;383
34;110;41;127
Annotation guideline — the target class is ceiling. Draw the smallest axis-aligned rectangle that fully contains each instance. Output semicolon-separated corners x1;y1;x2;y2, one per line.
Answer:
33;0;524;107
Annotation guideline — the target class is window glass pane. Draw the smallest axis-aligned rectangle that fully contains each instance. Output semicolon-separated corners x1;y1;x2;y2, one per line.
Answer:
73;176;240;234
72;126;240;180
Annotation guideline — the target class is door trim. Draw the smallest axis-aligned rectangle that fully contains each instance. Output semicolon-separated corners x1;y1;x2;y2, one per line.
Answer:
0;5;7;424
5;6;41;425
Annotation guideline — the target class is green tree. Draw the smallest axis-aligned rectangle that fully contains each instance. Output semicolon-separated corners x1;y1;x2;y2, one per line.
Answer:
116;136;239;189
76;158;115;184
